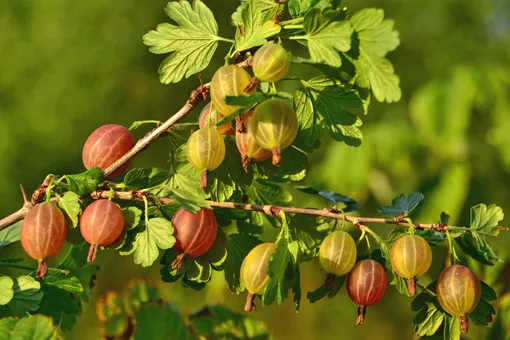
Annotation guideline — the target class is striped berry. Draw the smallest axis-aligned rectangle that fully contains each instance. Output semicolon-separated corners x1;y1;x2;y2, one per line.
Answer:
319;230;357;277
21;202;67;278
80;200;125;263
235;112;272;171
82;124;135;179
252;43;290;83
346;259;387;325
210;65;255;116
198;102;235;136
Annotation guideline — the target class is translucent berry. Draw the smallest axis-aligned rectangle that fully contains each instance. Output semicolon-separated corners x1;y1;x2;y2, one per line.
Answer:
82;124;135;179
240;242;276;312
436;265;481;333
21;202;67;278
171;208;218;269
346;259;387;325
251;99;298;165
198;103;235;136
252;43;290;83
186;128;226;187
235;112;272;171
80;200;125;263
390;234;432;296
319;230;357;277
210;65;255;116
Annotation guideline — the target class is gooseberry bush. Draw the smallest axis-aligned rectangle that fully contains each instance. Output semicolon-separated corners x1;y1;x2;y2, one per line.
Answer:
0;0;507;339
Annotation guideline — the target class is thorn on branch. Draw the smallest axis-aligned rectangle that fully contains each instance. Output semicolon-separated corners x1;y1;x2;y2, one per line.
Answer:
262;205;281;218
393;214;408;222
327;207;340;214
434;223;448;233
19;184;30;207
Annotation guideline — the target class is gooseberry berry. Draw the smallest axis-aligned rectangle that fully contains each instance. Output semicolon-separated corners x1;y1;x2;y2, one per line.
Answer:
240;242;276;312
390;234;432;296
210;65;255;116
251;98;298;165
319;230;357;277
235;112;272;171
82;124;135;179
171;208;218;269
21;202;67;278
346;259;387;325
198;103;235;136
186;127;226;188
80;199;125;263
252;43;290;83
436;264;481;333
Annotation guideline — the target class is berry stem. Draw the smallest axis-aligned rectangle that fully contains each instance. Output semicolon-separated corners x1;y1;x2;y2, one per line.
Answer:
87;244;99;263
460;315;469;333
201;171;209;189
235;115;245;133
272;147;282;166
408;277;417;296
171;252;187;270
241;154;251;173
36;260;48;279
324;274;336;291
356;306;366;326
244;293;257;312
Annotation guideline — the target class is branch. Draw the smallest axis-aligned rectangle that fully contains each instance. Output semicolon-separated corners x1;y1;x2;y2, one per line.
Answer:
0;57;254;231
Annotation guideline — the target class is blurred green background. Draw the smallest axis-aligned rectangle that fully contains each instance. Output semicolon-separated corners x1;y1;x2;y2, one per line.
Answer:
1;0;510;339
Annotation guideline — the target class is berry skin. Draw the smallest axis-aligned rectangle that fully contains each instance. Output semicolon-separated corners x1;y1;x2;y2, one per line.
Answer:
186;127;226;187
235;112;272;171
240;242;276;312
82;124;135;179
198;103;235;136
319;230;357;277
436;264;481;333
346;259;387;325
21;202;67;278
251;98;298;165
80;199;125;263
390;234;432;296
210;65;255;116
171;208;218;269
252;43;290;83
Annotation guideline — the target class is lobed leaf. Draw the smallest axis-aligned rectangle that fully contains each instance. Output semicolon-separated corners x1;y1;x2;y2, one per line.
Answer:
379;192;425;217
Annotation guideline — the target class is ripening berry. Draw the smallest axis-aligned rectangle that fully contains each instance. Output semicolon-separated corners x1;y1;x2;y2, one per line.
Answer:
186;128;226;187
198;103;235;136
80;200;125;263
319;230;357;277
251;99;298;165
235;112;272;171
390;234;432;296
241;242;276;312
436;265;481;332
82;124;135;179
21;202;67;279
346;259;387;325
252;43;290;83
171;208;218;269
210;65;255;116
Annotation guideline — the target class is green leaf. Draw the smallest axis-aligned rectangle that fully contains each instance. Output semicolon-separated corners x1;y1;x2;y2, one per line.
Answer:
234;0;281;53
123;168;170;189
456;232;501;265
223;234;261;294
443;315;461;340
0;276;14;305
245;178;292;227
469;203;504;236
262;238;293;306
132;218;176;267
0;315;58;340
412;298;444;336
134;302;193;340
295;185;359;212
32;269;83;294
470;281;497;325
224;93;266;107
57;191;81;228
143;0;221;84
307;275;346;303
0;222;21;248
288;0;316;18
294;8;352;67
171;187;211;213
57;242;99;301
349;8;401;103
379;192;425;217
290;214;329;261
189;305;270;339
122;206;143;230
0;275;43;317
387;227;446;246
294;77;364;148
36;285;81;332
66;167;104;196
